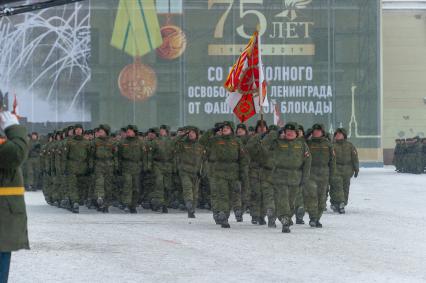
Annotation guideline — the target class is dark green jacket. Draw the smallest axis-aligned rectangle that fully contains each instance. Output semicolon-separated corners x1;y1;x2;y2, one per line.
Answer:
0;125;30;252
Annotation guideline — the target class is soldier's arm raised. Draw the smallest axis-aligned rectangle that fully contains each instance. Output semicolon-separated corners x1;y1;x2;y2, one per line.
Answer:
0;125;29;168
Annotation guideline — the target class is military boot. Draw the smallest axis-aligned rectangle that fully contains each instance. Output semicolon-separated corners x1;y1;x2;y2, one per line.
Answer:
186;201;195;218
309;218;317;227
251;216;258;225
316;220;323;228
330;203;338;213
258;217;266;225
213;212;220;225
130;207;138;214
234;209;243;222
123;206;131;213
141;201;151;210
217;212;230;228
162;205;169;214
268;217;276;228
72;202;79;214
281;217;291;233
295;207;305;224
102;206;109;213
338;203;345;214
53;201;59;207
97;197;104;207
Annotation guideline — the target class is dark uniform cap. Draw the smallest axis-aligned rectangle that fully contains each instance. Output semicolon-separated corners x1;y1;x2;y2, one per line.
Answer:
284;122;298;131
312;123;325;131
160;125;170;131
67;125;75;131
120;127;127;132
248;126;255;132
236;123;247;131
98;124;111;135
297;125;304;132
186;125;199;133
148;127;159;135
222;121;235;131
127;124;138;132
334;128;348;139
74;123;83;130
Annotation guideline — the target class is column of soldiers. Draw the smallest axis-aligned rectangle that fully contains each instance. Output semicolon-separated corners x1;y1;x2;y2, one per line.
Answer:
24;121;360;233
393;137;426;174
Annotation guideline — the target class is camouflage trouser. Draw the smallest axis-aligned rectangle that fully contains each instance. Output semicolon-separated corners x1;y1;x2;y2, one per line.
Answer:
274;183;299;223
121;172;141;209
41;173;51;202
330;176;345;206
94;163;114;205
249;168;265;218
304;176;329;221
67;174;89;204
198;175;211;208
173;172;184;206
180;172;199;205
151;164;174;207
26;157;40;189
141;171;155;203
209;176;241;218
294;185;305;219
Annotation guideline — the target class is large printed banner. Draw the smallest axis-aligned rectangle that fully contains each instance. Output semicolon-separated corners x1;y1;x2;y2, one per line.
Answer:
0;0;381;153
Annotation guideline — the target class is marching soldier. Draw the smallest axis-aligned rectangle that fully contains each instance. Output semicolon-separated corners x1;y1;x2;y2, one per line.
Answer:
91;125;117;213
305;124;336;228
175;126;205;218
206;121;248;228
63;124;91;213
263;123;311;233
25;132;41;191
117;125;147;213
330;128;359;213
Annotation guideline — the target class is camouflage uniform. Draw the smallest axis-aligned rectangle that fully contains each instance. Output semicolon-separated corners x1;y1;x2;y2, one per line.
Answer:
175;126;205;217
117;125;147;213
150;134;176;212
263;123;311;232
91;125;117;212
305;124;336;227
63;125;91;213
330;128;359;212
25;135;42;191
206;121;248;228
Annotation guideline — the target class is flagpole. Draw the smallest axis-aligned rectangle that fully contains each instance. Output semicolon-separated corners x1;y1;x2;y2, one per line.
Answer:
256;25;264;128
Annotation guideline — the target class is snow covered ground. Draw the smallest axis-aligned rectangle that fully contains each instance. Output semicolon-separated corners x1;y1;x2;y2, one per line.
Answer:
8;167;426;283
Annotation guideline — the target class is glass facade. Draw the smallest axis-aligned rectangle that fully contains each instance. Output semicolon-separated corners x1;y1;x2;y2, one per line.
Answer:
0;0;381;158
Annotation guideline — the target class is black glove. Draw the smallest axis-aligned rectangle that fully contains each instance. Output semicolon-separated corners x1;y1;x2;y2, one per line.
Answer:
354;170;359;178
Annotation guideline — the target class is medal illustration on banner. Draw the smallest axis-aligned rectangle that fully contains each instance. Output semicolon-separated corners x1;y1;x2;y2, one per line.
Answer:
155;0;186;60
110;0;163;101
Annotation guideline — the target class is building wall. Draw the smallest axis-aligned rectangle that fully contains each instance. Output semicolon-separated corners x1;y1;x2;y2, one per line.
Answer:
383;11;426;164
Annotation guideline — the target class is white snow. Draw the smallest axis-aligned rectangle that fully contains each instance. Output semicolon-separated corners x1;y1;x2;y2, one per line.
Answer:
8;168;426;283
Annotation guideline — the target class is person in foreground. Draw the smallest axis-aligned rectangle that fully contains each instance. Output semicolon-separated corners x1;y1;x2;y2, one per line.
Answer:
0;111;30;283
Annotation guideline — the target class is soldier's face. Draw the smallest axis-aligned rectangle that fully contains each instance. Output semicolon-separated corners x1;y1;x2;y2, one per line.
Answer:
216;129;223;136
222;126;232;136
31;134;38;140
148;133;156;140
297;130;304;138
160;129;168;137
285;130;297;140
120;132;127;138
75;128;83;136
236;128;247;136
312;129;323;138
68;130;74;137
97;129;107;137
335;132;345;141
188;130;197;141
126;129;136;137
257;126;267;134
